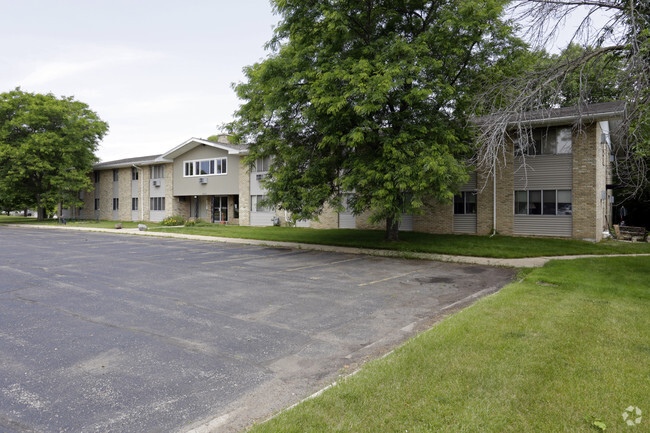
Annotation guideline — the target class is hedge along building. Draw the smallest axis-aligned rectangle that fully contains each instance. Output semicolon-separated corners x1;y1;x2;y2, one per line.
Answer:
77;102;622;240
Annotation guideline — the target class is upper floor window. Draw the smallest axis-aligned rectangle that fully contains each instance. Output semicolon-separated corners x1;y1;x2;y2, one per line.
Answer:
94;171;100;183
113;169;119;181
132;167;139;180
184;158;227;177
517;126;572;155
151;165;165;179
255;156;271;173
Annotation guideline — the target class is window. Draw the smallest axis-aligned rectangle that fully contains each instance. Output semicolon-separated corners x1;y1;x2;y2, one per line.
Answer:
113;169;119;181
184;158;227;177
94;198;100;210
150;197;165;211
94;171;100;183
233;195;239;219
518;127;572;155
453;192;477;215
151;165;165;179
514;190;572;215
112;198;119;210
132;198;138;211
251;195;271;212
132;167;139;180
255;156;271;172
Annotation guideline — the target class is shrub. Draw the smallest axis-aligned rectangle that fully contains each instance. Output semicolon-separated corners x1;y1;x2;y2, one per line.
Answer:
161;215;185;226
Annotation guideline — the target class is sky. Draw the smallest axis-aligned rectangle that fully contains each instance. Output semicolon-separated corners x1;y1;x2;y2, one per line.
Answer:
1;1;615;163
0;0;279;162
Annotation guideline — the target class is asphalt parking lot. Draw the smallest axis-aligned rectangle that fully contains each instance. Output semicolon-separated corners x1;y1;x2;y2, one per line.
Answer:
0;226;515;432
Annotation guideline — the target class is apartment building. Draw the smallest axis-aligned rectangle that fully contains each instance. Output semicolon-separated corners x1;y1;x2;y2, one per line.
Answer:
78;102;623;241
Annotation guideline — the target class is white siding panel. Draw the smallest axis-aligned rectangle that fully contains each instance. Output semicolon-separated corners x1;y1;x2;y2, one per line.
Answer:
399;214;413;231
339;213;356;229
514;215;572;237
461;172;477;191
250;211;275;226
453;214;477;233
295;220;310;228
514;155;572;189
150;210;165;223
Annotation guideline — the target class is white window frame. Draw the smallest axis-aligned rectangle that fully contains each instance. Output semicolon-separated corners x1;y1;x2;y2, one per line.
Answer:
184;158;227;177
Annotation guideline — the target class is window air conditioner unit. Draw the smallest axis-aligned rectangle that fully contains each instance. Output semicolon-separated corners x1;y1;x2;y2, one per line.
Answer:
152;180;161;187
199;177;208;184
256;173;265;181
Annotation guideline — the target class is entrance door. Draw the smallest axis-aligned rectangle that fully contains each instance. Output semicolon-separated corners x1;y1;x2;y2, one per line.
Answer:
212;196;228;223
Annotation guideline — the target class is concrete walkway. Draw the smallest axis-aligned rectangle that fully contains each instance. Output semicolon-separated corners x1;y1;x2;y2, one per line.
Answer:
6;223;650;268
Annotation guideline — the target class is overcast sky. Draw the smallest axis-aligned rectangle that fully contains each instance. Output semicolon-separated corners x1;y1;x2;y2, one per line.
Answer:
1;0;278;162
1;1;611;163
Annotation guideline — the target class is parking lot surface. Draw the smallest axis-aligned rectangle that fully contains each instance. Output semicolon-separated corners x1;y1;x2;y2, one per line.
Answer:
0;227;514;432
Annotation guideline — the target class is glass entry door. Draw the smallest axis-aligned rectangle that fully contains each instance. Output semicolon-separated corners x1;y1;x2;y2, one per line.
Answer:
212;196;228;223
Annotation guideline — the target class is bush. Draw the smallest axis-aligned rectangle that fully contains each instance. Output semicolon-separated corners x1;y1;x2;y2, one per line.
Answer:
184;218;203;227
161;215;185;226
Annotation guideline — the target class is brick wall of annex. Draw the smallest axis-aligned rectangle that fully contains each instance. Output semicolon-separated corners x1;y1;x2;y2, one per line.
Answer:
238;158;251;226
118;168;131;221
310;203;338;229
572;123;601;241
413;199;453;234
494;142;514;236
98;170;113;220
164;163;174;220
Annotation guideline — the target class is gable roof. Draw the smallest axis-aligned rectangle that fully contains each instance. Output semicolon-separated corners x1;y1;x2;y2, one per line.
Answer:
160;137;248;160
94;154;162;169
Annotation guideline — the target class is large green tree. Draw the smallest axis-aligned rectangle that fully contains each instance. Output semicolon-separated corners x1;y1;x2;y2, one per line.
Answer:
229;0;521;240
0;88;108;220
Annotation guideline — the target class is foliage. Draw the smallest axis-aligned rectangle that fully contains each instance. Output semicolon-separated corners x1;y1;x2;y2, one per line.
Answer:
161;215;185;226
0;88;108;220
229;0;523;240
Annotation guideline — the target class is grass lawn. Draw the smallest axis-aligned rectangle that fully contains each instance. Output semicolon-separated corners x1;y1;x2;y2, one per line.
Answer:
3;215;649;258
148;224;650;258
248;256;650;432
0;215;163;230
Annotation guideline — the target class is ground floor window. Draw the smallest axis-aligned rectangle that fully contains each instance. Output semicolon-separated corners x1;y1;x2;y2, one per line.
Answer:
515;190;572;215
94;198;100;210
453;192;477;214
132;198;138;211
112;198;119;210
251;195;271;212
233;195;239;218
150;197;165;211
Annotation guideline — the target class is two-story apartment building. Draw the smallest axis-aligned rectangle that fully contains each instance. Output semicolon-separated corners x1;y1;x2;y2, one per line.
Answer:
77;102;623;241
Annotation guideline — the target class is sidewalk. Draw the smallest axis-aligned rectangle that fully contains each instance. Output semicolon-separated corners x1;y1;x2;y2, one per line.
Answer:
7;223;650;268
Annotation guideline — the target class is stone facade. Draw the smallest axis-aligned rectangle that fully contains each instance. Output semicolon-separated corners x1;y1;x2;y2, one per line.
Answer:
238;158;251;226
310;203;339;229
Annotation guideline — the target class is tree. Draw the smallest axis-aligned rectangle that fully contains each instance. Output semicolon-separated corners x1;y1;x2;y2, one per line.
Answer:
0;88;108;220
473;0;650;196
229;0;522;240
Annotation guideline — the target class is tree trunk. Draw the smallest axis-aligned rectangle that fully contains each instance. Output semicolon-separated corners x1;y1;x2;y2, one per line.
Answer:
36;194;45;221
385;216;400;242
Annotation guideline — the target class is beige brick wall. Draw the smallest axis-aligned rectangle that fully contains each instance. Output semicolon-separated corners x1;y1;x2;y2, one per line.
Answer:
238;158;251;226
495;142;514;235
476;170;494;235
310;203;339;229
572;123;603;241
413;199;453;234
118;168;131;221
141;165;151;221
164;162;174;220
355;209;383;230
98;170;112;220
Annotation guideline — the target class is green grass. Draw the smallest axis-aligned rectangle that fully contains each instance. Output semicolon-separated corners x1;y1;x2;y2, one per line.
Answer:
150;224;650;258
248;257;650;432
0;215;163;229
3;215;649;258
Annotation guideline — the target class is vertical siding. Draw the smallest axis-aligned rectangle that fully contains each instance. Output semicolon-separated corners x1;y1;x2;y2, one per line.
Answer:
399;214;413;231
250;212;275;226
513;215;572;237
338;213;356;229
